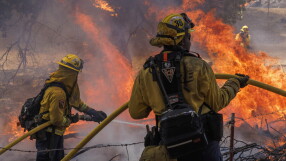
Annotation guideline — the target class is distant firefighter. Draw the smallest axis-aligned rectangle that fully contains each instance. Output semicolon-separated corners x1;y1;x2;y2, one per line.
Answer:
235;25;251;49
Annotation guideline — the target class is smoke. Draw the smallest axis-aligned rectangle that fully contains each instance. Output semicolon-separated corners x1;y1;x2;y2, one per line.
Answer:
0;0;285;160
0;0;161;160
235;7;286;62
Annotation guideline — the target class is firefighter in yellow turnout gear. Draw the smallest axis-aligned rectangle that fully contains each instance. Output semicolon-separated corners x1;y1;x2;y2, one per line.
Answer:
235;25;251;49
36;54;107;161
129;14;249;161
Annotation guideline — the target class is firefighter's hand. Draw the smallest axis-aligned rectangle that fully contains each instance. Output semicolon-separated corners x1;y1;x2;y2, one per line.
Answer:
86;109;107;123
235;73;250;88
70;113;79;123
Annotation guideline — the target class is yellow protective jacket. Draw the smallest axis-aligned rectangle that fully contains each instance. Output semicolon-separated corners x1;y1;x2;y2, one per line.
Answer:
130;52;240;161
39;66;91;135
235;32;251;48
129;52;240;119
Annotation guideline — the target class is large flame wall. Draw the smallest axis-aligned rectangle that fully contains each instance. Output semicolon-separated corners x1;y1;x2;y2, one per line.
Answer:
1;1;285;158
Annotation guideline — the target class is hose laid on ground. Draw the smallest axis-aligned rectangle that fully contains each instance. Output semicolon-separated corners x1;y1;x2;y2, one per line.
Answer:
0;121;52;155
62;74;286;161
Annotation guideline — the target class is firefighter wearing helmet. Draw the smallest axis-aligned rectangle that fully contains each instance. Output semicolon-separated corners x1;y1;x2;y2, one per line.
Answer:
35;54;107;161
235;25;251;49
128;13;249;161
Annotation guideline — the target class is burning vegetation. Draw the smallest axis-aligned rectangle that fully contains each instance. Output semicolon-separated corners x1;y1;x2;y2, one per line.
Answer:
0;0;285;160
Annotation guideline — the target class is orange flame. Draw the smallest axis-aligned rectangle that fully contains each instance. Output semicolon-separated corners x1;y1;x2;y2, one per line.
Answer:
143;0;285;147
4;0;285;148
73;0;285;139
189;11;286;126
92;0;117;15
3;116;25;142
144;0;286;126
74;8;134;113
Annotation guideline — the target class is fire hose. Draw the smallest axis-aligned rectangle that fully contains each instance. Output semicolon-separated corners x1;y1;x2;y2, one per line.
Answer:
62;74;286;161
0;121;52;155
0;74;285;159
0;115;99;155
61;102;129;161
215;74;286;97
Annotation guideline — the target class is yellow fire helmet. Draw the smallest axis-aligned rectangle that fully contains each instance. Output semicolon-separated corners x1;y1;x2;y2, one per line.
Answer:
241;25;249;32
57;54;84;72
150;13;195;47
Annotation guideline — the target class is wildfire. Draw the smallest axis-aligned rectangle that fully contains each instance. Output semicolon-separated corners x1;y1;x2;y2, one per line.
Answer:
4;116;25;142
92;0;118;16
145;0;286;126
3;0;285;154
189;11;286;126
74;8;134;114
142;0;286;148
72;0;285;142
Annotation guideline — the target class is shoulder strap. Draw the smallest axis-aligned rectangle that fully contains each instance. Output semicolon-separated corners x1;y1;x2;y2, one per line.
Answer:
174;51;201;102
149;57;173;109
145;52;189;109
45;82;70;98
144;51;202;108
47;82;70;108
39;82;70;115
176;52;209;115
174;54;185;103
144;56;158;81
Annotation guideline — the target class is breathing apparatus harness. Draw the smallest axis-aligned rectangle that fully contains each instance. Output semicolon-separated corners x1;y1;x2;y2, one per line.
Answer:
143;49;209;158
18;82;70;139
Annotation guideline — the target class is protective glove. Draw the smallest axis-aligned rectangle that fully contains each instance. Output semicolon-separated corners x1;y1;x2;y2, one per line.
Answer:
85;109;107;123
235;73;250;88
69;113;79;123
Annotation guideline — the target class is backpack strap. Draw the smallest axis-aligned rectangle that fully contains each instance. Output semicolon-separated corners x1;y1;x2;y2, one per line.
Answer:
174;53;185;103
171;51;209;116
144;51;203;108
38;82;70;115
149;57;173;109
45;82;70;98
144;56;158;82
